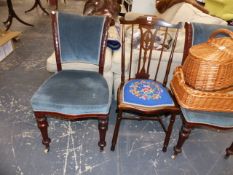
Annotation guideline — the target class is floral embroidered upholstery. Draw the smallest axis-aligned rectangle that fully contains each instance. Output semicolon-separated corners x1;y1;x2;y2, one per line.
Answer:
123;79;174;107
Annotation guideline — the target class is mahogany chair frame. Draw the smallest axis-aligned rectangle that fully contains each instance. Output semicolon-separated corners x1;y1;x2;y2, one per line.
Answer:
111;16;182;152
33;11;111;152
172;22;233;159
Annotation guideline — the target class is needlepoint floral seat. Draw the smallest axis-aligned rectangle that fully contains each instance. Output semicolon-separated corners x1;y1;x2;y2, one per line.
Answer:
122;79;174;108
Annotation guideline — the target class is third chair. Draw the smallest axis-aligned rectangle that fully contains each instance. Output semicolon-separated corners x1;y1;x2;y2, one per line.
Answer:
111;15;182;152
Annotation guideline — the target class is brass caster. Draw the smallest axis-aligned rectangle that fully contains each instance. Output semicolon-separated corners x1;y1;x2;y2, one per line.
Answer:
44;148;49;154
171;155;176;160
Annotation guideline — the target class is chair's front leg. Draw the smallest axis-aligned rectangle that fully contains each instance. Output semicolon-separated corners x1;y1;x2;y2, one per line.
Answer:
98;118;108;151
172;122;192;159
163;114;176;152
35;112;51;153
225;142;233;159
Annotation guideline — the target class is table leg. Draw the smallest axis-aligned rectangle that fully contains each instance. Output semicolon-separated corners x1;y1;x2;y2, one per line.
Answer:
25;0;49;15
4;0;33;31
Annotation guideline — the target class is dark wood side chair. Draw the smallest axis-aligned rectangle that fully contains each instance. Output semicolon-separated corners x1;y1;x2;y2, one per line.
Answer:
172;22;233;159
111;16;182;152
31;11;111;152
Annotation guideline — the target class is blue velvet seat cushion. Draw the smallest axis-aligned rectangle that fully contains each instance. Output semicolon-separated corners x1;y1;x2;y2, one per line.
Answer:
122;79;174;107
181;107;233;128
31;70;110;115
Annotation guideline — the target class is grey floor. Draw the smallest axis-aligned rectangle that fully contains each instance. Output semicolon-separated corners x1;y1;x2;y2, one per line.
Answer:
0;1;233;175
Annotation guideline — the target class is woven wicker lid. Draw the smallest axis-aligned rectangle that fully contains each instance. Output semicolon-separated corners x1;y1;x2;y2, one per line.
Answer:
182;29;233;91
189;29;233;63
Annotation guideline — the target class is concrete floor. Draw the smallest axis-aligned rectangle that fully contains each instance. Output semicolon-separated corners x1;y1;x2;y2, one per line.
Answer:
0;1;233;175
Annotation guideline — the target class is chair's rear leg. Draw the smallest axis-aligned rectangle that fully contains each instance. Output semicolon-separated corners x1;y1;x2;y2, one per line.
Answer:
35;112;51;153
158;117;167;133
172;122;191;159
98;118;108;151
225;142;233;159
162;114;175;152
111;110;122;151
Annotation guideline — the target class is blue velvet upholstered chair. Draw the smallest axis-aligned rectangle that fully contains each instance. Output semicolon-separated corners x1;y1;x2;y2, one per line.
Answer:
172;22;233;159
110;16;182;152
31;11;111;152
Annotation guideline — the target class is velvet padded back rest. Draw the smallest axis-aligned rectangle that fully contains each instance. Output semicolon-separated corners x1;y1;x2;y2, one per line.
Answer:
191;22;233;45
57;12;105;65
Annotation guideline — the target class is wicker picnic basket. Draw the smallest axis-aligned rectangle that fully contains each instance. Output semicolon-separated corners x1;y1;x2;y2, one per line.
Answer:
182;29;233;91
170;66;233;112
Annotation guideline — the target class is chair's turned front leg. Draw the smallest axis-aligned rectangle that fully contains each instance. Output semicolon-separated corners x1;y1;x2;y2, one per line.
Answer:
35;112;51;153
98;118;108;151
163;114;176;152
225;142;233;159
172;122;191;159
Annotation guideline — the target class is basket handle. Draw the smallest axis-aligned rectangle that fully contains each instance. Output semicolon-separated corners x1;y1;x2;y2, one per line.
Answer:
179;68;185;84
175;66;185;84
209;29;233;40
